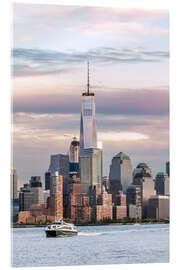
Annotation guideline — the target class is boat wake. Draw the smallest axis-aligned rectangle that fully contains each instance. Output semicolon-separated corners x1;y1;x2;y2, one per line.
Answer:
78;227;168;237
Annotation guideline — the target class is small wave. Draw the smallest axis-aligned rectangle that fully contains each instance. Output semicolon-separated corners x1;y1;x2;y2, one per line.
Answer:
78;232;103;236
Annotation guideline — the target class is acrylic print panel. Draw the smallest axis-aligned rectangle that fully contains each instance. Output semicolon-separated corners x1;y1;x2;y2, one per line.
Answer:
11;2;169;268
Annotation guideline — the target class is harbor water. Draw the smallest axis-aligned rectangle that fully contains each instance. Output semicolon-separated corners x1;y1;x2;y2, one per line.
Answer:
12;223;169;267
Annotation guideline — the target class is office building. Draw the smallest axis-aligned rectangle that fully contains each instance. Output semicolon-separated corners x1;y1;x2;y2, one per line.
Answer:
45;170;51;190
49;154;69;195
12;198;19;223
133;163;152;179
113;191;127;219
126;185;142;207
126;185;142;219
109;152;133;200
49;172;63;220
66;173;92;222
148;195;169;220
155;172;169;196
128;205;142;219
69;137;79;163
166;161;170;177
11;164;18;199
80;62;97;156
80;148;102;195
93;185;113;221
19;177;44;211
69;137;80;174
133;163;155;218
43;190;50;208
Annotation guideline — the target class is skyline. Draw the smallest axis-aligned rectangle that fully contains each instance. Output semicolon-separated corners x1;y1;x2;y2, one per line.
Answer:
12;4;169;184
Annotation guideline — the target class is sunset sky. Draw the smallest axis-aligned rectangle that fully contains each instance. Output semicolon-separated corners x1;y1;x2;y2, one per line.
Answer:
12;3;169;185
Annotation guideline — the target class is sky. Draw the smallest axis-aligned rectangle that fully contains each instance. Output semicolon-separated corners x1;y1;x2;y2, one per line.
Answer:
12;3;169;186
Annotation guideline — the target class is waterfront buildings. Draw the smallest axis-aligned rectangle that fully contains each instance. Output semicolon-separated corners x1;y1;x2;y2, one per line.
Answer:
18;173;63;224
79;62;97;156
19;176;44;211
80;148;102;195
155;172;169;196
66;172;92;222
148;195;169;220
15;63;169;224
109;152;133;201
49;154;69;195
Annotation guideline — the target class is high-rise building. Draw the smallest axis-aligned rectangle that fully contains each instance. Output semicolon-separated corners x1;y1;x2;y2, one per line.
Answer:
126;185;142;219
133;163;152;179
80;62;97;156
11;164;19;223
49;172;63;220
166;161;170;177
155;172;169;196
113;191;127;219
80;148;102;195
45;170;51;190
69;137;80;174
109;152;133;199
126;185;142;207
93;185;113;221
148;195;169;220
69;137;79;163
49;154;69;195
11;164;18;199
133;163;155;218
19;176;44;211
43;190;50;208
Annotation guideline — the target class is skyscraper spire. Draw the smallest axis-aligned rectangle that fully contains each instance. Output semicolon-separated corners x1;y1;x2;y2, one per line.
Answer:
87;61;90;95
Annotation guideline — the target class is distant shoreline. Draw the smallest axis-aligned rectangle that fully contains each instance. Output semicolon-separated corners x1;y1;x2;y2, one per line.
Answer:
12;220;169;228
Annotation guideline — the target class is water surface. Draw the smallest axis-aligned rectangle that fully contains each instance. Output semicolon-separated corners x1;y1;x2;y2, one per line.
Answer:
12;223;169;267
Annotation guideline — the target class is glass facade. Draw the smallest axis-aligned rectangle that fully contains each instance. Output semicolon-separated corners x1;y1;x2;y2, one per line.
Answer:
80;94;97;156
80;148;102;195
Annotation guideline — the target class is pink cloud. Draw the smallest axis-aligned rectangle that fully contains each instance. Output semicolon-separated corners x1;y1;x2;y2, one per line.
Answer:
71;22;168;37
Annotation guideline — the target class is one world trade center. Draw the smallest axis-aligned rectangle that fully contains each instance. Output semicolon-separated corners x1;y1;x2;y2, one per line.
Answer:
79;62;97;156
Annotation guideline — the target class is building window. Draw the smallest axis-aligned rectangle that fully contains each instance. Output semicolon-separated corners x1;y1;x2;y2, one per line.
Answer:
83;109;92;116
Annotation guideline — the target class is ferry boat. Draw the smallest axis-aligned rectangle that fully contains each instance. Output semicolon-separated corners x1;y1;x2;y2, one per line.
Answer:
45;218;78;237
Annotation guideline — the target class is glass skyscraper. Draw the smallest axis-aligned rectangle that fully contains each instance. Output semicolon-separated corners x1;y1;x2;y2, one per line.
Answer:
80;62;97;156
79;63;102;195
80;148;102;195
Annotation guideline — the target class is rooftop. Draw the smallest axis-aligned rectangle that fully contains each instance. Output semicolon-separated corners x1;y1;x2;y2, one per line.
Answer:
136;163;149;169
156;172;168;177
114;152;130;160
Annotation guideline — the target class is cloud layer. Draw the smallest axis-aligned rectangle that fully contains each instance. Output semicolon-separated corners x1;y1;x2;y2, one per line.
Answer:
13;47;169;77
13;87;169;116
